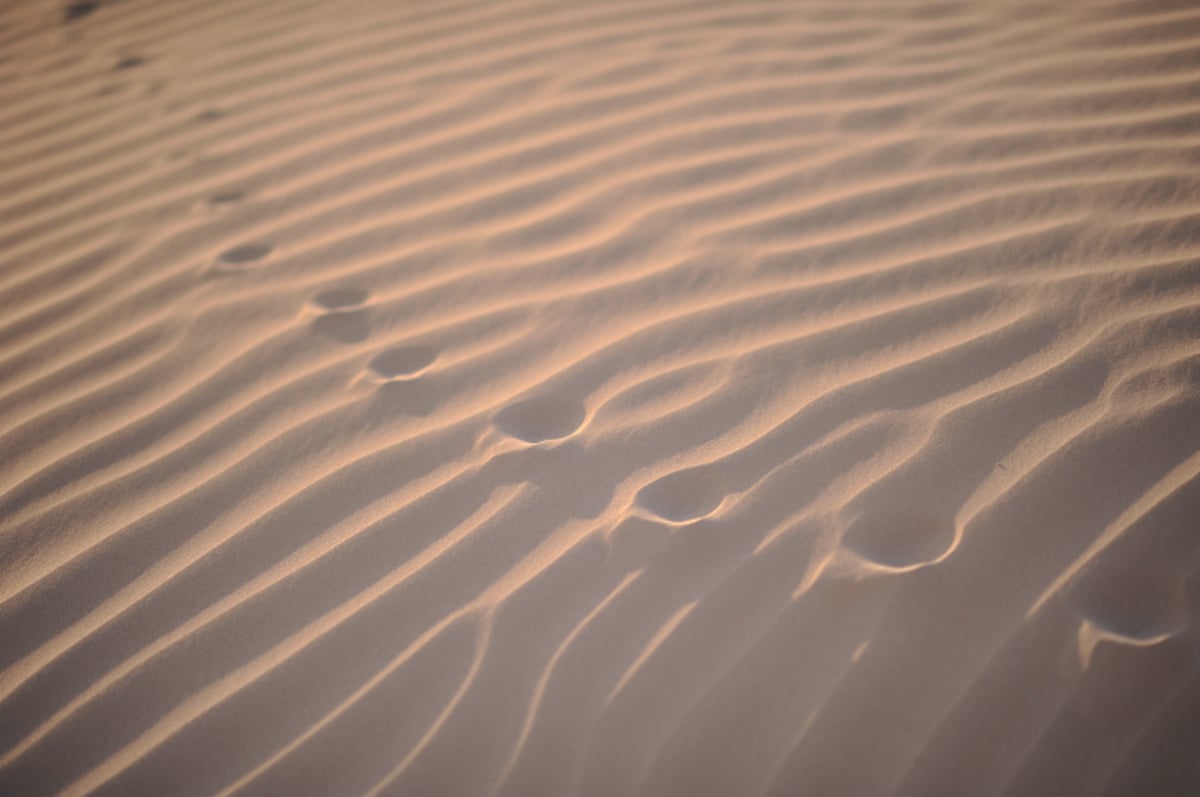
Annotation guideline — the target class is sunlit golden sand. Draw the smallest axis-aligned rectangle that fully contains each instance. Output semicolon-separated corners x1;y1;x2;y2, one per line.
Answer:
1;0;1198;794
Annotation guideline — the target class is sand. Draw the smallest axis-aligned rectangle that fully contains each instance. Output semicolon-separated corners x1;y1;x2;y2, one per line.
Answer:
1;0;1199;794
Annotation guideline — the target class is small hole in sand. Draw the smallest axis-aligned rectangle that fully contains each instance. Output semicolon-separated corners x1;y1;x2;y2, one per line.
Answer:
842;508;955;569
494;395;585;443
208;191;245;208
114;55;145;71
1068;561;1184;642
216;243;272;267
367;346;437;380
313;287;369;311
63;2;98;23
635;467;723;523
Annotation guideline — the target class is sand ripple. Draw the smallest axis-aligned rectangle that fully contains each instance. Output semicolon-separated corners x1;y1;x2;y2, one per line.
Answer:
1;0;1199;794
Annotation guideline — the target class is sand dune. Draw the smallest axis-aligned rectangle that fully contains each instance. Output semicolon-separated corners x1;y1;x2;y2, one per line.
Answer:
1;0;1199;794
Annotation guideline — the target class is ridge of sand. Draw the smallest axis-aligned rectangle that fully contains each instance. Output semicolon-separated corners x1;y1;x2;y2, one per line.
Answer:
1;0;1199;795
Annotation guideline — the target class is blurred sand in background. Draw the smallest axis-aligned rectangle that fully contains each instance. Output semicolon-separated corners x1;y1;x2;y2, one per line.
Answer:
1;0;1199;794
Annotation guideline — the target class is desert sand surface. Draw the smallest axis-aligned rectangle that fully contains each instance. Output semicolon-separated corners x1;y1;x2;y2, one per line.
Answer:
1;0;1199;794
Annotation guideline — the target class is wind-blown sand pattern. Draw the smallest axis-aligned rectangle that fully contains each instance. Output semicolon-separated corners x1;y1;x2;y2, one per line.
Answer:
2;0;1199;794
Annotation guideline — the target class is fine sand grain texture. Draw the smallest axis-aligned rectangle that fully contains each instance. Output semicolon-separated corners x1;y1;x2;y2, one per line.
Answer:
2;0;1200;794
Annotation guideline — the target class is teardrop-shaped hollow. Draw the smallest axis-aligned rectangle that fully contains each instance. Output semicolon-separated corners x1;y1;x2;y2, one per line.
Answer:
494;395;585;443
367;346;437;380
634;467;723;523
1068;561;1186;642
314;287;368;311
216;243;272;267
841;508;956;569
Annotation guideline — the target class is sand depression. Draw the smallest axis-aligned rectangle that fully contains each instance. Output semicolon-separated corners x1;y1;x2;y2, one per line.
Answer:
1;0;1199;794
